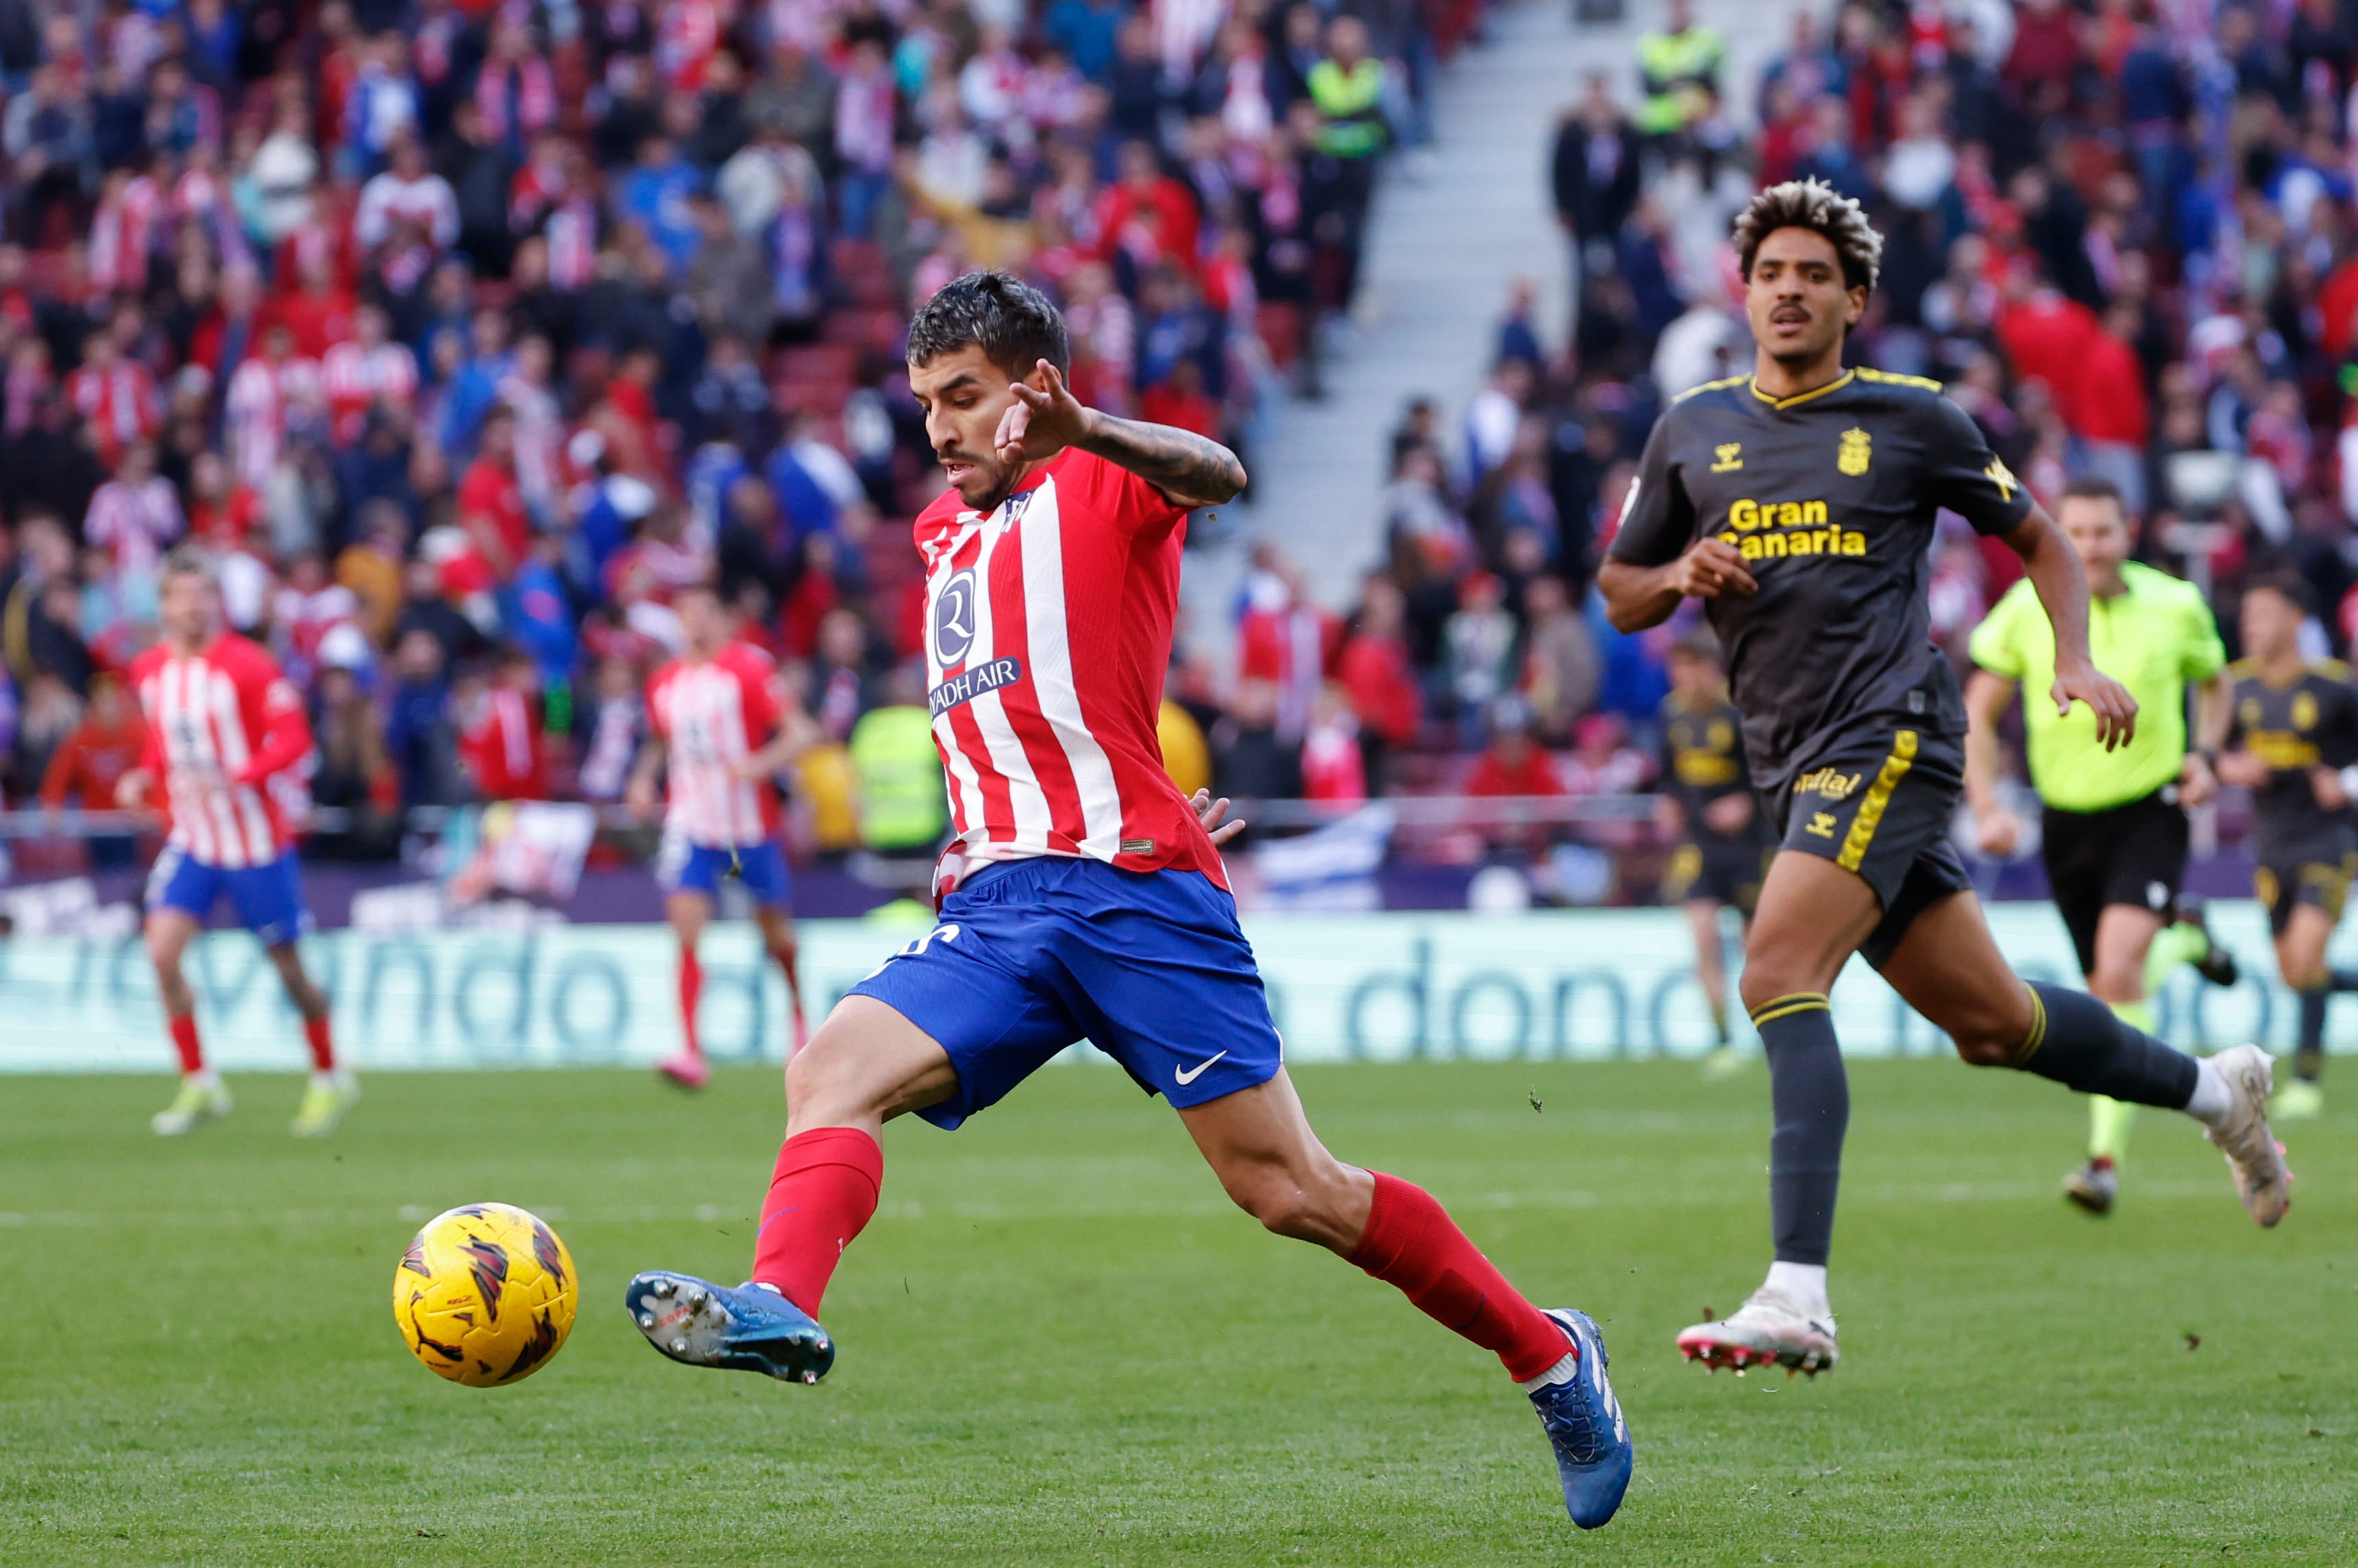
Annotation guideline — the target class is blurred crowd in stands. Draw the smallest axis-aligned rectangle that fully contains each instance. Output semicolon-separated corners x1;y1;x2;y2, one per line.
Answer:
1230;0;2358;890
0;0;1481;869
25;0;2358;901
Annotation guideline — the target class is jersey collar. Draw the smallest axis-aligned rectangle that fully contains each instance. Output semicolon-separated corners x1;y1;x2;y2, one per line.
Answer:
1749;369;1855;411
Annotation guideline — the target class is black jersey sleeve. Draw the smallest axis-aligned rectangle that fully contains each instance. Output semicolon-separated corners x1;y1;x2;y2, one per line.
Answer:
1920;395;2035;538
1605;415;1694;566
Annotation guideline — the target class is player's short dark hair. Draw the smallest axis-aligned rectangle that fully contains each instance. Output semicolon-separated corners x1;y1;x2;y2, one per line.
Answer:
2244;571;2312;616
160;543;217;584
1733;178;1884;294
2056;475;2129;517
906;270;1071;380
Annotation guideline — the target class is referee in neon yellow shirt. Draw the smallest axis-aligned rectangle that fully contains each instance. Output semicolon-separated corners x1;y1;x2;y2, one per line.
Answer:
1964;477;2238;1215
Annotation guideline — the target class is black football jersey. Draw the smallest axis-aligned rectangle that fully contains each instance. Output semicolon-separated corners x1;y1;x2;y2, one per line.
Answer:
1609;369;2032;791
1657;691;1755;837
2227;659;2358;859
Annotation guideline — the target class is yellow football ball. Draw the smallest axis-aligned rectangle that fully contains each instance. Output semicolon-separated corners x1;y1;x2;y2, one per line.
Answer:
394;1203;578;1388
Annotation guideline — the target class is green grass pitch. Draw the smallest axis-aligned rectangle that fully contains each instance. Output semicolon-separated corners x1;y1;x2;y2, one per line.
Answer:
3;1058;2353;1566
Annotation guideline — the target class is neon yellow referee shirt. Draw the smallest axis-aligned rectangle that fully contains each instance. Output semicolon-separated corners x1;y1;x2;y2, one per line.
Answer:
1967;561;2226;812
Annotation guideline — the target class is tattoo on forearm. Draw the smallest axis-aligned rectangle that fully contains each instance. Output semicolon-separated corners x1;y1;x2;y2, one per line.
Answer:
1082;415;1246;504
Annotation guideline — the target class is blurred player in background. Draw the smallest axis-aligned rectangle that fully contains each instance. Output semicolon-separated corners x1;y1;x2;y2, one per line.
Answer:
1655;629;1771;1077
119;548;354;1137
628;580;816;1089
1601;181;2288;1380
2218;576;2358;1123
1964;477;2238;1215
623;273;1633;1531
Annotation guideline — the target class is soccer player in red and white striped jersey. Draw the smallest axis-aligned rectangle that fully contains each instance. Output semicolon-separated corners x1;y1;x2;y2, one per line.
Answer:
623;274;1631;1530
629;583;816;1088
121;549;355;1138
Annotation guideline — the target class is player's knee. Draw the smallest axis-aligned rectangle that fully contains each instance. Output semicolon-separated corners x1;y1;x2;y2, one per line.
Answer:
1738;959;1817;1017
1232;1175;1327;1242
1949;1002;2032;1067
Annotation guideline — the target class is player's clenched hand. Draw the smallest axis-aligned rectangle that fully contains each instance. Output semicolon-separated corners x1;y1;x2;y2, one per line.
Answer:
2311;765;2349;812
995;359;1093;467
2214;749;2268;788
1190;788;1245;848
2052;661;2137;750
1665;537;1756;600
1973;805;2021;858
2178;751;2218;809
114;768;153;809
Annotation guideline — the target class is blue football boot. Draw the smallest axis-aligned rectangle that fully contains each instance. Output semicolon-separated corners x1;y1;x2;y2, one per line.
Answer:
624;1271;835;1384
1529;1308;1632;1529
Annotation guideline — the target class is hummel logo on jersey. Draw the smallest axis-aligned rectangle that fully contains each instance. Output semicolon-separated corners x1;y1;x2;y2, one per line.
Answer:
929;657;1024;717
1175;1051;1228;1086
1710;442;1742;472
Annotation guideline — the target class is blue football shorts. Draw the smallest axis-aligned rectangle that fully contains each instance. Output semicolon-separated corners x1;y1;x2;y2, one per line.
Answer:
848;856;1285;1129
655;831;794;911
146;846;311;948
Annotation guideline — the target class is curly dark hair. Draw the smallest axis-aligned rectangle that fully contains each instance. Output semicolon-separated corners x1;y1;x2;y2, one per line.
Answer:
905;269;1071;380
1731;178;1884;294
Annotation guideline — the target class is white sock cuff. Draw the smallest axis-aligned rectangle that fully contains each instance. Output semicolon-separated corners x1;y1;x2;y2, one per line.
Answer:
2185;1057;2233;1124
1765;1260;1832;1318
1516;1349;1581;1393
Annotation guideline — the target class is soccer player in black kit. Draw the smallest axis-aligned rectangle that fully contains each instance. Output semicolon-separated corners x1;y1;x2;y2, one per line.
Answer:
2219;575;2358;1122
1655;629;1773;1075
1599;180;2292;1377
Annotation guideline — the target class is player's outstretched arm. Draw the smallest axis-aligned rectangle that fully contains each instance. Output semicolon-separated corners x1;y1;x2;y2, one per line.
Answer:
1960;669;2021;856
2000;506;2137;750
1597;538;1756;633
996;358;1247;507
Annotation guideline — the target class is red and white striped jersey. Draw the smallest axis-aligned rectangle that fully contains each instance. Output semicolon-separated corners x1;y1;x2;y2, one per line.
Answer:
646;641;783;847
66;360;158;456
914;447;1224;887
226;354;321;489
84;476;184;578
127;633;314;868
319;339;417;443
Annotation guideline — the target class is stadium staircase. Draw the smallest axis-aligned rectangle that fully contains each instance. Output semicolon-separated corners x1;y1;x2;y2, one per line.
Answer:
1200;0;1787;628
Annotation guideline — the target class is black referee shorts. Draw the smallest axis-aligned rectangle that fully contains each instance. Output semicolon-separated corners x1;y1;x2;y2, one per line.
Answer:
2039;788;2187;978
1769;724;1973;969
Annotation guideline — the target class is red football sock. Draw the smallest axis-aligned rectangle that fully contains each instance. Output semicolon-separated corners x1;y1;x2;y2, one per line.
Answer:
168;1013;204;1075
303;1014;335;1073
751;1127;883;1316
678;948;703;1058
1348;1172;1572;1382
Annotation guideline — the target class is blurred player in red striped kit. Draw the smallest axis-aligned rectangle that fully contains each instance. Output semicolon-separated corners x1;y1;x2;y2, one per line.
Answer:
119;548;354;1137
627;581;817;1088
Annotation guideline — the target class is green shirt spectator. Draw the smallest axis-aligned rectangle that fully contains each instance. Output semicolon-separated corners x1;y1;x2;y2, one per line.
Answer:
849;702;949;852
1635;0;1725;136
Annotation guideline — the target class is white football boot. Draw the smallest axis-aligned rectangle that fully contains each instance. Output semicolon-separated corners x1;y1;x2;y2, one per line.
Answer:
1675;1287;1838;1376
2202;1044;2292;1227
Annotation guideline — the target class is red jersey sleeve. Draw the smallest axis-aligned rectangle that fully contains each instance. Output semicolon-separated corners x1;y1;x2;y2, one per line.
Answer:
225;639;315;786
1059;448;1191;541
726;644;783;739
